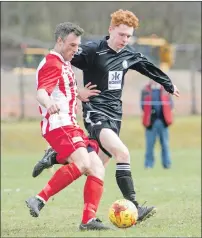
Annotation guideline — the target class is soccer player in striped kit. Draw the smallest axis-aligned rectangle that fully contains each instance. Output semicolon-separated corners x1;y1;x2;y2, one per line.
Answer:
25;22;111;231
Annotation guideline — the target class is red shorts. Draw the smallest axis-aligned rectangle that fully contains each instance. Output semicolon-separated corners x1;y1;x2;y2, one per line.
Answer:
44;126;99;164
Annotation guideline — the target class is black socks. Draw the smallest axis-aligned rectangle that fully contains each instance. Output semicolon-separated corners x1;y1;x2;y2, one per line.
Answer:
116;163;139;207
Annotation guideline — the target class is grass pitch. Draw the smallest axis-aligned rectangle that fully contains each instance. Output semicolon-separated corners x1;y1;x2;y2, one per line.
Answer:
1;116;201;237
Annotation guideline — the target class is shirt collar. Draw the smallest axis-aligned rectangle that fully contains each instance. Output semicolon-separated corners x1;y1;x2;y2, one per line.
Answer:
103;36;110;49
50;50;69;64
103;35;126;53
104;36;110;41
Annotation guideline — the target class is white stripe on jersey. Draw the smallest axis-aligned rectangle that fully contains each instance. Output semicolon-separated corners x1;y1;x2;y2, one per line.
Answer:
36;53;78;135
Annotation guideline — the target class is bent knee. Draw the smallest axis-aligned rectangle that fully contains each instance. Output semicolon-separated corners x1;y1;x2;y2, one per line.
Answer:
76;157;91;174
112;146;130;163
92;165;105;180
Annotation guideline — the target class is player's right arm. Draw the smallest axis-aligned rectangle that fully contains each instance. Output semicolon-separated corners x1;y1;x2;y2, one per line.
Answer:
37;62;61;115
37;89;60;115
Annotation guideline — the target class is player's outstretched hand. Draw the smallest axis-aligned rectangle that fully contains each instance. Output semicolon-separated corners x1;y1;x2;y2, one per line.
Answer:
172;85;180;97
78;82;101;102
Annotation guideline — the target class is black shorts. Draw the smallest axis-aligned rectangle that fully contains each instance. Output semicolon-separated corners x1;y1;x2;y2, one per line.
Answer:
83;112;121;157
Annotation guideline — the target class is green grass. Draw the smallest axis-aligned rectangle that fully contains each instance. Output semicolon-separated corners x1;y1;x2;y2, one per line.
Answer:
1;116;201;237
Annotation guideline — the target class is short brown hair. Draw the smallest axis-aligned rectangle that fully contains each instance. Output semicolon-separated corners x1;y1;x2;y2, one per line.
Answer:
110;9;139;29
54;22;84;42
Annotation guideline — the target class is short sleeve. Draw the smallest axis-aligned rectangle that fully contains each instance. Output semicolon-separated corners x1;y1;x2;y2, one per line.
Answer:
37;63;62;94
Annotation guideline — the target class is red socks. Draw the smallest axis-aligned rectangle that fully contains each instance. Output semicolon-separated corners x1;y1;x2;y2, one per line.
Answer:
37;164;104;224
82;176;104;224
37;163;81;202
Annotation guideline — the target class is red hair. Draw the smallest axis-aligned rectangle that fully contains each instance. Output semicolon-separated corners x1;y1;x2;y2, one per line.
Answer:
110;9;139;29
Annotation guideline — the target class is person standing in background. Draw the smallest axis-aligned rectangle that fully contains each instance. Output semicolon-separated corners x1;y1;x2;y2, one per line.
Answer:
141;80;174;169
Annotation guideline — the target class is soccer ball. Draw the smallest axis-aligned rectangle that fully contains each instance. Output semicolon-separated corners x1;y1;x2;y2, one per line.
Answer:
108;199;138;228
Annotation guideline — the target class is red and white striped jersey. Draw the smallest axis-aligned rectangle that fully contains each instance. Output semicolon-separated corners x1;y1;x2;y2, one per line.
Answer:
36;51;79;135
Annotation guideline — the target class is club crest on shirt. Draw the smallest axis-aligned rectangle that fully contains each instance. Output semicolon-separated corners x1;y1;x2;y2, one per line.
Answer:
122;60;128;69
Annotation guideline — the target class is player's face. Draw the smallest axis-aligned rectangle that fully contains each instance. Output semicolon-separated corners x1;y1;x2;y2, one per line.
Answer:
109;24;134;50
57;33;81;61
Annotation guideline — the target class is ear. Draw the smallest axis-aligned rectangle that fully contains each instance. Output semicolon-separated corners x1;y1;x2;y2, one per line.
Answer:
108;25;114;34
57;37;63;45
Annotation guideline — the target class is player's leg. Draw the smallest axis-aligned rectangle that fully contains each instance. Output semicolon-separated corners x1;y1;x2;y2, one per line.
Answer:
32;143;112;178
26;127;91;217
99;128;135;197
83;115;155;220
98;126;156;222
85;115;156;221
79;150;111;230
98;149;110;168
26;147;88;217
27;127;111;230
32;146;58;178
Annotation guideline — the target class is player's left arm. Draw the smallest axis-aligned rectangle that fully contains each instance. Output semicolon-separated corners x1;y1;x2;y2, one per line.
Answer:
130;54;179;97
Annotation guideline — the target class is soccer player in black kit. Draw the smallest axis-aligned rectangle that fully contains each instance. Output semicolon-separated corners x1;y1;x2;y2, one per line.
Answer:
32;9;180;222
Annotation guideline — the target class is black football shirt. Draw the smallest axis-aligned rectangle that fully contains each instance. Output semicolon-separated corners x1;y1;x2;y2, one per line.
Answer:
71;36;174;121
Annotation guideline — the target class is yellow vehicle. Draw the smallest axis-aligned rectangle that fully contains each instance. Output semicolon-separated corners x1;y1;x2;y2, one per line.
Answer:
134;35;174;71
13;47;49;75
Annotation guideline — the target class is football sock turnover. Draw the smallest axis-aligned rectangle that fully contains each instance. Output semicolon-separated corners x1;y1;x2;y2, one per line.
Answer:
116;163;137;205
